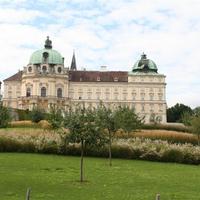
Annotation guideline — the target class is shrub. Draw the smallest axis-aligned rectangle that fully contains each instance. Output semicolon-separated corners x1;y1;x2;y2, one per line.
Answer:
37;143;58;154
0;134;200;165
142;123;192;133
38;120;52;130
161;148;184;163
140;150;161;161
9;120;38;128
47;106;63;130
111;145;133;159
0;103;11;128
115;129;136;138
14;109;31;121
30;107;46;123
0;137;35;152
134;130;197;145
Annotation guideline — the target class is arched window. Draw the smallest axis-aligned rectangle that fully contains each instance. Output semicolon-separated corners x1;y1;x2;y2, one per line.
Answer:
57;88;62;98
41;87;46;97
42;65;47;73
26;88;31;97
57;67;62;73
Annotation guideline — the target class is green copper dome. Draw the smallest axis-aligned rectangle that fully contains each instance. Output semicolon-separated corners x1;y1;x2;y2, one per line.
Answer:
132;53;158;73
29;37;63;65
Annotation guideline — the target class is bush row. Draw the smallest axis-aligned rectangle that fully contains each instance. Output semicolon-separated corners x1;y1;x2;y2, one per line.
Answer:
8;120;51;129
133;130;197;145
115;129;197;145
142;123;192;133
2;122;196;145
0;136;199;165
8;121;39;128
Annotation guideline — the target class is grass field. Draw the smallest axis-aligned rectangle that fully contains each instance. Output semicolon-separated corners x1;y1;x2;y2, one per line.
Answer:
0;153;200;200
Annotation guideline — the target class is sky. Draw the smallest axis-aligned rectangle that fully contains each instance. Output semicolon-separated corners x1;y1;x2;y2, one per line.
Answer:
0;0;199;108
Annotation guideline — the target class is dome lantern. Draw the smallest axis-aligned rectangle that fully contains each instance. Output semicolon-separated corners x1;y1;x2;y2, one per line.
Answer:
44;36;52;49
29;37;64;65
132;53;158;73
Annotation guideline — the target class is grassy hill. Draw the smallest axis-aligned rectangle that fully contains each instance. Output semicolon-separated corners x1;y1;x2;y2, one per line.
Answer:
0;153;199;200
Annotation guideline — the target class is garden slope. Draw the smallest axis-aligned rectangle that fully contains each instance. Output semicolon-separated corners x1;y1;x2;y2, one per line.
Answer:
0;153;200;200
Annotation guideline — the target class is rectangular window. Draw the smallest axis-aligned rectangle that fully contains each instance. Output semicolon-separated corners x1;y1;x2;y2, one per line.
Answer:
141;104;145;112
141;93;145;101
149;93;154;101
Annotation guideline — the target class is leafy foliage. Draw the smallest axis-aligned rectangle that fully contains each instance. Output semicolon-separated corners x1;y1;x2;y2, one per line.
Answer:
47;106;63;130
114;106;142;133
190;116;200;145
0;102;11;128
64;105;107;181
167;103;193;122
15;109;31;120
65;106;106;149
193;106;200;117
30;107;46;123
95;104;116;166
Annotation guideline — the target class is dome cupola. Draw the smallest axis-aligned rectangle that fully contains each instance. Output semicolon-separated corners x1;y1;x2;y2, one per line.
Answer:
132;53;158;73
29;36;64;65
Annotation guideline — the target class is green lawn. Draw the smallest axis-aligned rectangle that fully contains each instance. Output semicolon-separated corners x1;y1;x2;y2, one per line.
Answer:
0;153;199;200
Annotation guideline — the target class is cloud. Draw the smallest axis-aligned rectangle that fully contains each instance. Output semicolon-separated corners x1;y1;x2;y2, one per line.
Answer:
0;0;199;108
0;8;45;24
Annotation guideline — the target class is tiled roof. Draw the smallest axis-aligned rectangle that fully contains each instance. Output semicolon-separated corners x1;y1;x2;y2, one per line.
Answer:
4;71;22;82
3;70;128;82
69;71;128;82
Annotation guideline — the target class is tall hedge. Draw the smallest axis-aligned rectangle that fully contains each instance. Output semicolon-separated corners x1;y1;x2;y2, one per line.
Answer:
0;102;11;128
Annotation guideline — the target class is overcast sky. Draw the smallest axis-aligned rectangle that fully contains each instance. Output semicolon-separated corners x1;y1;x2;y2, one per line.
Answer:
0;0;199;108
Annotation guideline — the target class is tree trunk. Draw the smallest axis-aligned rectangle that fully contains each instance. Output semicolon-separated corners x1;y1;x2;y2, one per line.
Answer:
80;139;84;182
26;188;31;200
156;194;160;200
108;131;112;167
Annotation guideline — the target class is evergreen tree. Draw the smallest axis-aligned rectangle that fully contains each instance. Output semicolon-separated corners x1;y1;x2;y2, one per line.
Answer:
167;103;193;122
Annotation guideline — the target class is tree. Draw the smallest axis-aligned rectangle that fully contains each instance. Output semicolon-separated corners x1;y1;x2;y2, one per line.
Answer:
167;103;193;122
95;104;115;166
47;105;63;131
0;102;11;128
193;106;200;117
64;106;106;182
30;107;46;123
114;106;143;136
181;106;200;126
190;116;200;145
180;111;193;126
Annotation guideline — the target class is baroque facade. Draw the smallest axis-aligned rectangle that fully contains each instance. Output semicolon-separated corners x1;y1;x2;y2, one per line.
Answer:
3;37;167;123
